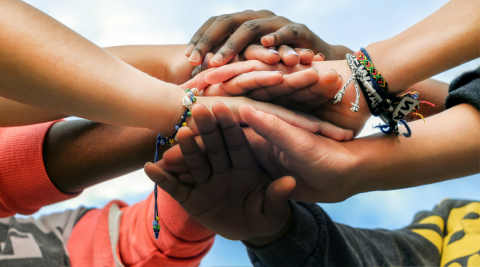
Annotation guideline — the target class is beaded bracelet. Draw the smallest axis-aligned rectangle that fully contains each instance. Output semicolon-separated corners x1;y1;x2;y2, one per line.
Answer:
152;87;199;239
333;51;424;137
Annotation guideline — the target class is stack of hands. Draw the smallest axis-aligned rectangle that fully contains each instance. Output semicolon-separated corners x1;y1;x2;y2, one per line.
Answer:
144;10;469;247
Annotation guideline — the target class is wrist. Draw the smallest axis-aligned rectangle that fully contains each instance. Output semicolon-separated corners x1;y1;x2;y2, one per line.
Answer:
244;210;293;247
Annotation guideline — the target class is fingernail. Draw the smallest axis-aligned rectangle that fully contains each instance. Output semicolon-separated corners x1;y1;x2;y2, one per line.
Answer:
201;55;209;70
274;70;284;74
263;35;274;45
309;67;318;73
287;50;299;57
185;44;194;56
268;49;279;55
188;50;201;63
211;53;223;64
317;53;325;59
302;49;314;54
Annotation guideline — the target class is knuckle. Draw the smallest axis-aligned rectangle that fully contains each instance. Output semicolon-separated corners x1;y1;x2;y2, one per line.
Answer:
226;40;237;50
217;14;234;22
241;20;260;32
258;9;275;16
198;35;212;46
286;25;300;37
275;16;290;23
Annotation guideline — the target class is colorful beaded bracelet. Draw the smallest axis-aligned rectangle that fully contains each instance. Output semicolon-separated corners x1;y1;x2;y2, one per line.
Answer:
152;87;199;239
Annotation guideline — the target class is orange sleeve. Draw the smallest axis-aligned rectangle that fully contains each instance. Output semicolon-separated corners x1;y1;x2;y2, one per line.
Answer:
0;121;80;218
68;187;215;267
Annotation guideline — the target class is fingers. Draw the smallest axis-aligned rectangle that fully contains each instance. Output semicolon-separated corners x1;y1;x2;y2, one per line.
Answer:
260;24;310;48
211;101;257;169
211;70;284;96
187;16;238;66
144;162;190;203
176;127;212;184
181;67;216;91
248;68;319;101
239;104;318;160
316;120;354;141
264;176;295;224
205;60;277;84
278;45;300;66
243;44;281;65
186;16;217;57
191;104;231;174
188;10;275;67
248;101;320;134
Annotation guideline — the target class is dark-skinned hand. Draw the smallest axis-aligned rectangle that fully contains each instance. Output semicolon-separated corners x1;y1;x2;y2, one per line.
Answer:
145;102;296;246
185;10;352;68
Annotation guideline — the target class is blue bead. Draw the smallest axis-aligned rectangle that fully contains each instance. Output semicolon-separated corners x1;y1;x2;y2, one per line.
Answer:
152;220;158;226
175;125;180;130
160;140;165;145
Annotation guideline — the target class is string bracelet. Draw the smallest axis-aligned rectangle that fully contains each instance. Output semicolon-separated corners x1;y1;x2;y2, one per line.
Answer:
152;87;199;239
355;48;389;90
333;49;426;137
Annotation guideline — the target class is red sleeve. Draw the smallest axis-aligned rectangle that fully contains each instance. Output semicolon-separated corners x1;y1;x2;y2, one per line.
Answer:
0;121;80;218
68;188;214;267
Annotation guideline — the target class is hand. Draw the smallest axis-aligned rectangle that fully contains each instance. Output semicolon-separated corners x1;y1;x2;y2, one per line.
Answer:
190;43;319;78
195;59;370;135
162;104;361;203
186;95;352;141
185;10;352;67
145;102;295;246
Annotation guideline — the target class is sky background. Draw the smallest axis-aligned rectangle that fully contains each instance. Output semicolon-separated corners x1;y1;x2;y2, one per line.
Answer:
21;0;480;266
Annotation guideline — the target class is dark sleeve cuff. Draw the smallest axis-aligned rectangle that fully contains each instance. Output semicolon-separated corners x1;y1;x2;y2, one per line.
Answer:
445;67;480;110
243;200;321;267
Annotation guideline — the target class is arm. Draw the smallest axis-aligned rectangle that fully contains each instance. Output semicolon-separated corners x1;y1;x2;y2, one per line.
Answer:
367;0;480;93
104;45;194;85
245;199;456;267
0;0;187;133
0;119;163;217
353;103;480;193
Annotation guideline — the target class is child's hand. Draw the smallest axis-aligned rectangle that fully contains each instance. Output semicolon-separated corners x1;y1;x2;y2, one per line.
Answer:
145;102;296;246
188;59;370;136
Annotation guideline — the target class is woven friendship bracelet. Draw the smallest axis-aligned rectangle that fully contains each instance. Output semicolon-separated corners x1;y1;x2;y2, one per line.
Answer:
152;87;199;239
333;53;421;137
355;48;389;90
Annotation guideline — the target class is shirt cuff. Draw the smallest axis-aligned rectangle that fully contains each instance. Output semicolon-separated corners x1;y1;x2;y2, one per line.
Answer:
0;121;81;217
243;200;320;267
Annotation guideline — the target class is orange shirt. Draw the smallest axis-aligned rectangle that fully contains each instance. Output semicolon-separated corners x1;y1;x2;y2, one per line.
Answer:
0;122;214;266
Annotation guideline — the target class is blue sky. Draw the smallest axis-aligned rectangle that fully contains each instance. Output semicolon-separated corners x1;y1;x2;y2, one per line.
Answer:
22;0;480;266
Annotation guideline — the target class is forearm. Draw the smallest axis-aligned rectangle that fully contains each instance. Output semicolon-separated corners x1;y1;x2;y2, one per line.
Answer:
0;97;66;127
401;79;449;118
0;0;184;133
352;103;480;193
44;120;163;194
105;45;194;84
366;0;480;93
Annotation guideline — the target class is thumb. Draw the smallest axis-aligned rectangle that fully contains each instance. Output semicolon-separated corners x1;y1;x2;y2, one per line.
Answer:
264;176;296;224
239;104;318;160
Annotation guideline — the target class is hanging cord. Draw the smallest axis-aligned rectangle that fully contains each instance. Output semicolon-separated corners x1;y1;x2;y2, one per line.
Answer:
152;88;199;239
